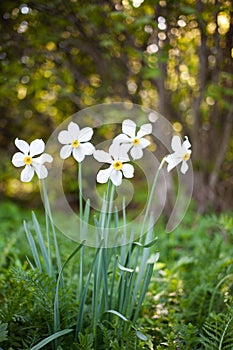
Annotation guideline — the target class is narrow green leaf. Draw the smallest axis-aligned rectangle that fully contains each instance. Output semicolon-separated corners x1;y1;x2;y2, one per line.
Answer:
54;241;85;333
135;330;147;341
105;309;129;322
117;259;134;273
132;263;154;324
30;329;73;350
32;211;50;274
75;241;103;338
24;220;42;272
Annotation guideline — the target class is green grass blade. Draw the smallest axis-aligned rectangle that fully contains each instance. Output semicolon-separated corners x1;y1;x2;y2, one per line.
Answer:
75;241;103;339
132;254;159;324
42;179;62;276
32;211;50;275
24;220;42;272
30;329;73;350
105;309;129;323
54;241;85;335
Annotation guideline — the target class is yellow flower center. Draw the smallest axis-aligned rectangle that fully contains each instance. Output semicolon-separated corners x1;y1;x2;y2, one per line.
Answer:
183;153;190;161
72;139;80;148
132;138;140;146
24;156;32;165
113;161;123;170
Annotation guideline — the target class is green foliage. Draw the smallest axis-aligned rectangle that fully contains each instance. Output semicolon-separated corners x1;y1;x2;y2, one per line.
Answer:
0;321;8;342
201;310;233;350
1;199;233;349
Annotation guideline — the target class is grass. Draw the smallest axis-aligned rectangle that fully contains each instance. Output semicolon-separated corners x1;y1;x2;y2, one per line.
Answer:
0;200;233;349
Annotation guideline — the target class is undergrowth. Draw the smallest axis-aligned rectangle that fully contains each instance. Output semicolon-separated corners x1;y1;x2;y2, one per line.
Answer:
0;202;233;349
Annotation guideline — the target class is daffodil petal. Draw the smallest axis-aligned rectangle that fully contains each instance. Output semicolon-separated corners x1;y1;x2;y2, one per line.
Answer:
96;167;112;183
109;143;130;161
122;119;136;138
60;145;72;159
181;160;188;174
166;154;181;172
183;136;191;150
78;127;93;142
21;165;34;182
30;139;45;157
94;150;112;163
130;146;143;160
58;130;73;144
171;135;182;152
122;164;134;178
113;134;131;143
109;143;120;160
118;144;131;162
110;169;122;186
34;153;53;164
80;142;95;155
73;147;85;162
68;121;80;139
12;152;25;167
34;163;48;179
139;138;150;149
137;123;152;138
15;138;29;154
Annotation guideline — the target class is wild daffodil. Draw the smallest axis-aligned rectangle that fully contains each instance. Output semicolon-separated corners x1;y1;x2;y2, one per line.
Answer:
58;121;95;162
12;138;53;182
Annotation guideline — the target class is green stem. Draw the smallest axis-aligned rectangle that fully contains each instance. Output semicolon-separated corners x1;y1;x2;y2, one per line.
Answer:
105;182;115;245
42;179;63;285
42;179;52;276
141;157;166;236
78;162;84;298
78;162;83;227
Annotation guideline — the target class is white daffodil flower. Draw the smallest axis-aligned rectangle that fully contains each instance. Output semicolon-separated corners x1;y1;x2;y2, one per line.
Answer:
12;138;53;182
94;143;134;186
113;119;152;160
165;135;192;174
58;121;95;162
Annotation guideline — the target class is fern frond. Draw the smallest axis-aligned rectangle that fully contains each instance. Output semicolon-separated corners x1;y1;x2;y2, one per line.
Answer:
201;311;233;350
0;321;8;342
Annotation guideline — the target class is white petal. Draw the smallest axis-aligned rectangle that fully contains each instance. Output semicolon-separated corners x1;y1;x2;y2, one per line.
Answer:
113;134;131;143
96;167;112;183
58;130;73;144
78;127;93;142
29;139;45;157
181;160;188;174
73;147;85;162
137;123;152;138
12;152;25;167
15;138;29;154
122;164;134;178
130;146;143;160
166;154;181;172
80;142;95;155
139;138;150;149
110;169;122;186
93;150;112;163
33;163;48;179
21;165;34;182
118;144;130;162
183;136;191;150
109;143;120;160
122;119;136;138
60;145;72;159
34;153;53;164
68;121;80;138
171;135;182;152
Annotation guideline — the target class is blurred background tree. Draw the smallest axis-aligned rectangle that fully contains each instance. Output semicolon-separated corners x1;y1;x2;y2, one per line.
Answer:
0;0;232;211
